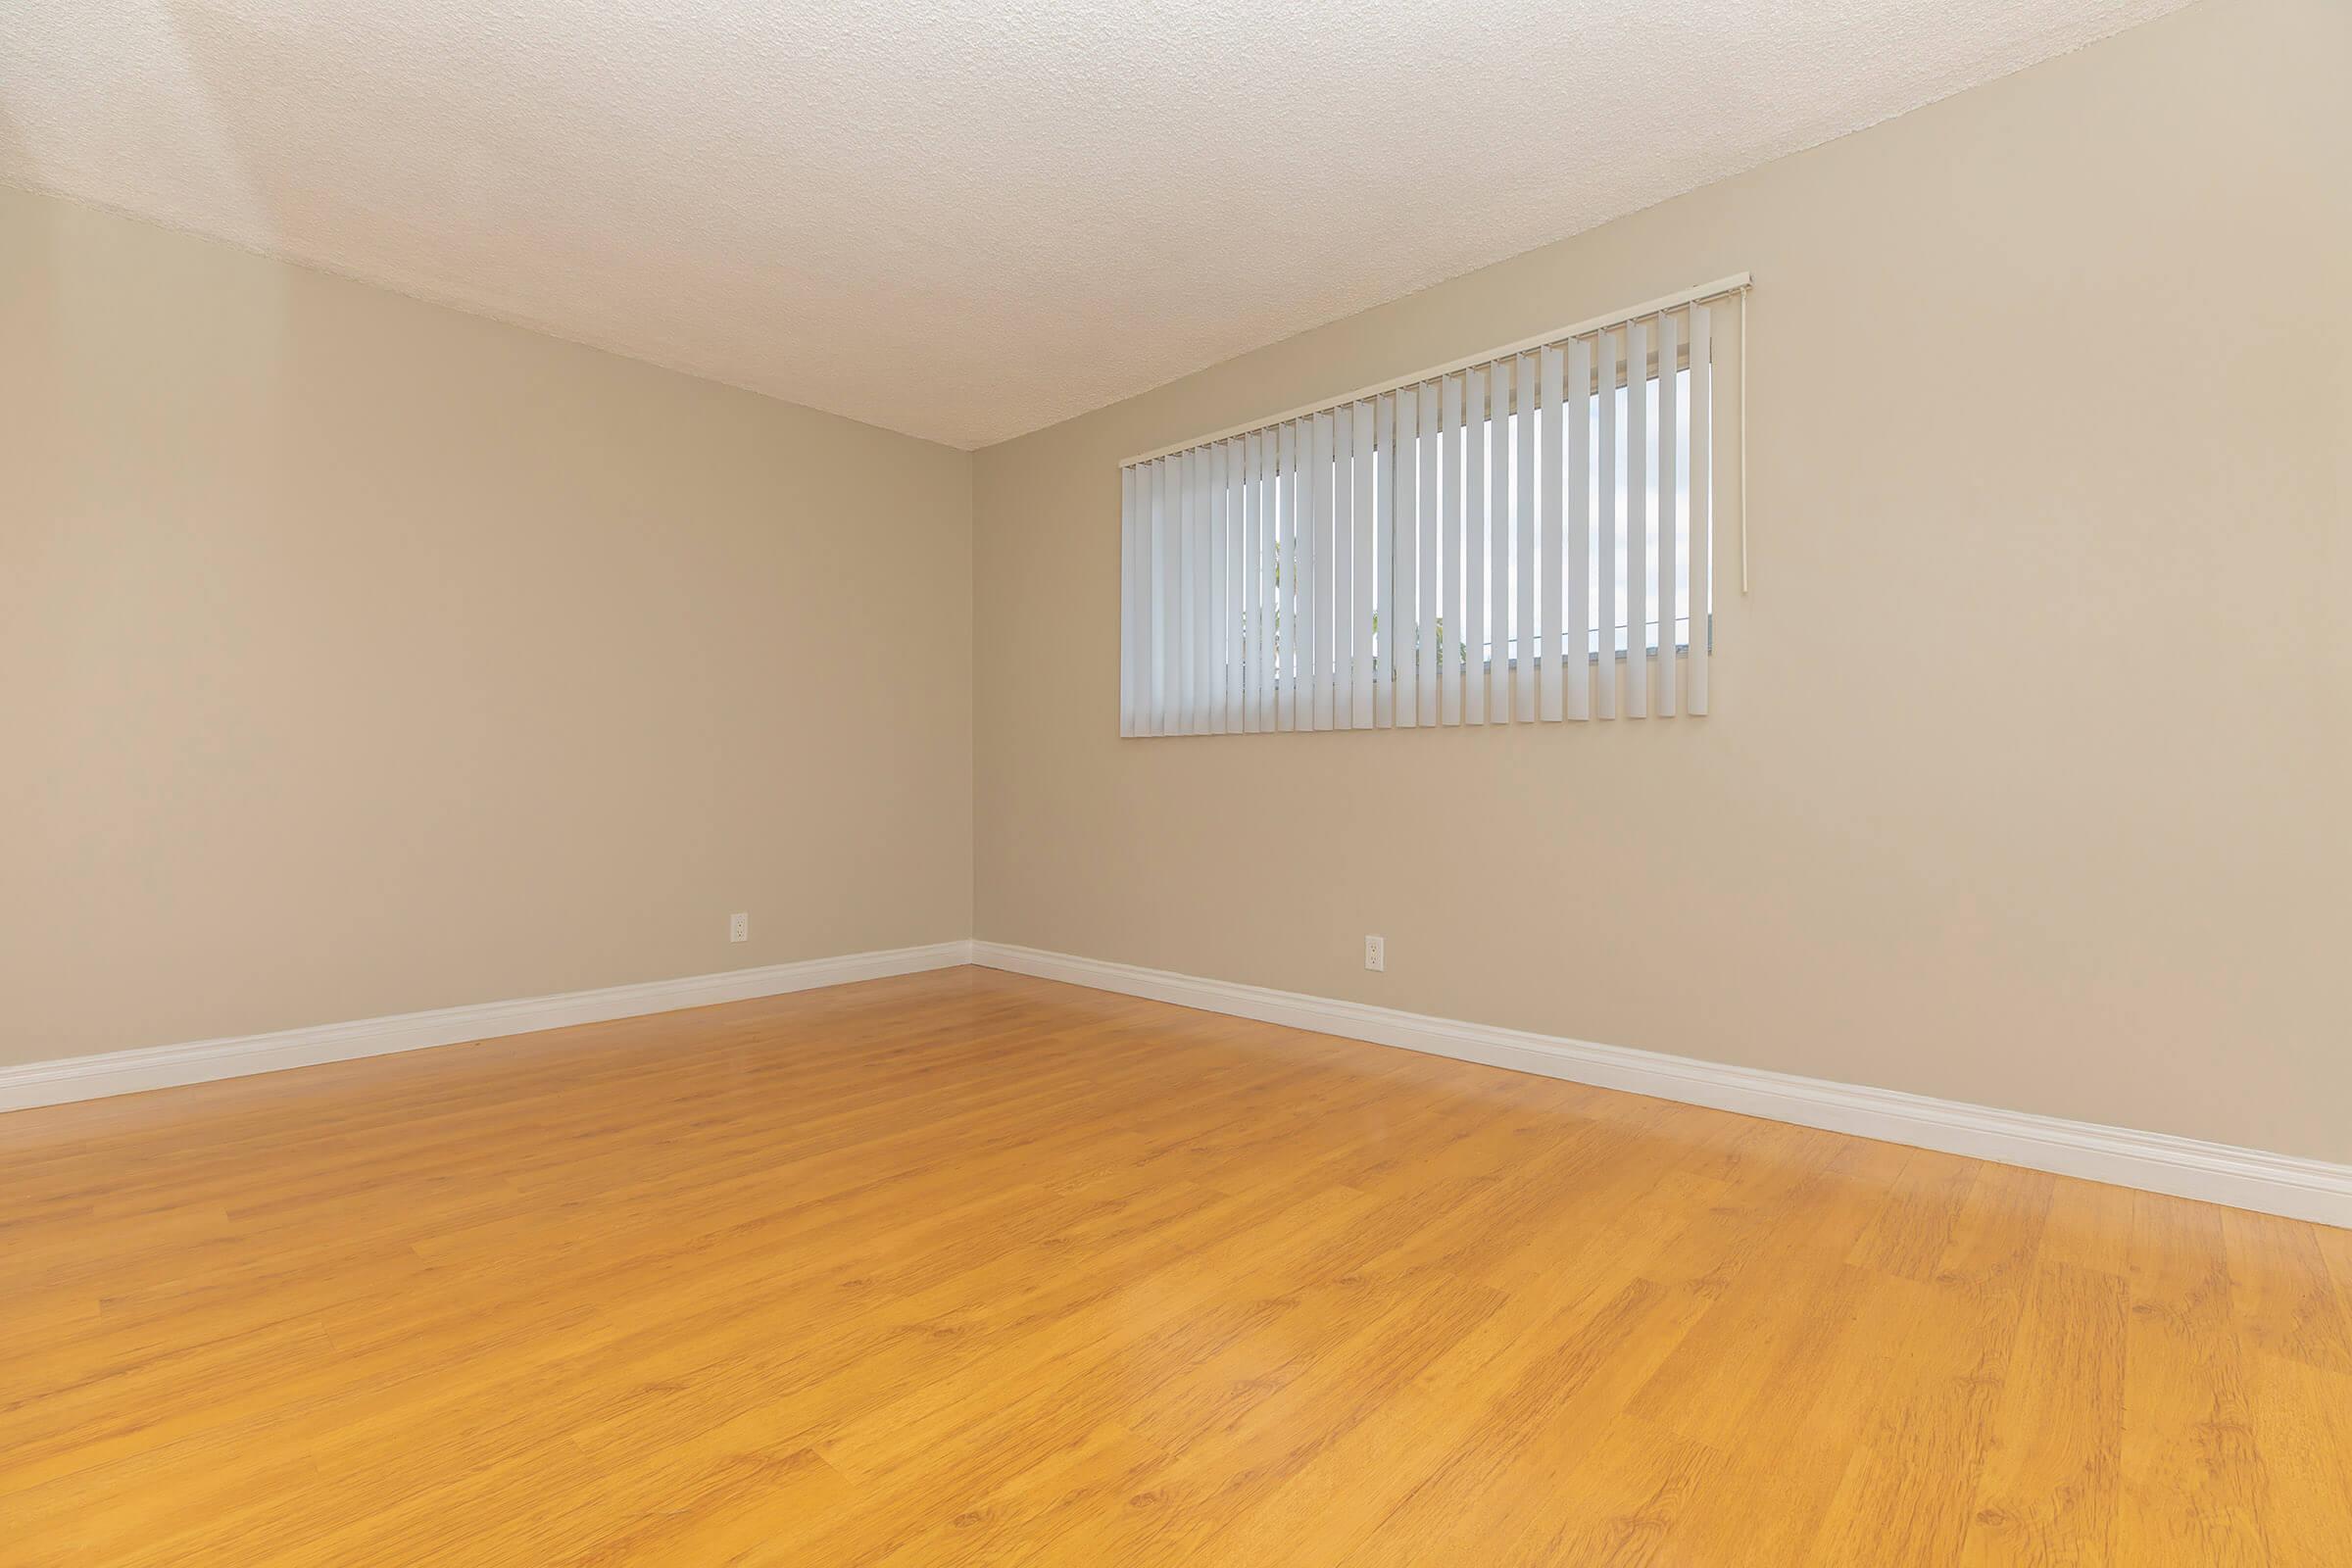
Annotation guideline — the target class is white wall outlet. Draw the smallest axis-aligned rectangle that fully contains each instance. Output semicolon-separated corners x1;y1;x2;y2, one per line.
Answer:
729;912;749;944
1364;934;1386;972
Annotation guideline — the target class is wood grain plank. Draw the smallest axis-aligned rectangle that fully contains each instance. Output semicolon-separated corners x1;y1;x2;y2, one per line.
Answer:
1;965;2344;1565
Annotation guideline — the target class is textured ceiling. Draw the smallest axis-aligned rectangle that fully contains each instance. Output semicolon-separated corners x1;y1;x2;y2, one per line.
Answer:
4;0;2190;449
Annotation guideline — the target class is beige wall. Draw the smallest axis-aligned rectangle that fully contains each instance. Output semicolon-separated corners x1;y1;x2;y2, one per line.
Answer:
974;0;2351;1161
2;185;974;1066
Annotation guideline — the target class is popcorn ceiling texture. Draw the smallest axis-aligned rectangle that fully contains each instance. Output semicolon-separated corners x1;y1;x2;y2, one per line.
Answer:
1;0;2190;449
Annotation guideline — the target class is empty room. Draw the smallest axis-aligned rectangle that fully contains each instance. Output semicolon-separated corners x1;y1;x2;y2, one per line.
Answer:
4;0;2348;1561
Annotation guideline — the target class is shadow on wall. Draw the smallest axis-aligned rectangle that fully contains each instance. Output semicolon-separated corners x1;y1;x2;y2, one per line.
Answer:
0;5;278;244
152;0;301;245
136;0;568;299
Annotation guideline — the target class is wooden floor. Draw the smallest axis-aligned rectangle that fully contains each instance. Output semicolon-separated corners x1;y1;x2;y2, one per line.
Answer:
4;968;2348;1565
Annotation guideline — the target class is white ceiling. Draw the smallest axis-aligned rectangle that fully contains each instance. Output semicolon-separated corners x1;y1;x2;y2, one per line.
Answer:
4;0;2188;449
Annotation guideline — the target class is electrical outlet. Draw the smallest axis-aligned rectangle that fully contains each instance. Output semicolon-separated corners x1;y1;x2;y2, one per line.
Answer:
729;912;749;944
1364;934;1386;972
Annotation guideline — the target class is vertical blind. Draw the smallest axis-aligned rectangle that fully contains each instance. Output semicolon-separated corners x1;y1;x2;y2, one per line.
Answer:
1118;278;1742;738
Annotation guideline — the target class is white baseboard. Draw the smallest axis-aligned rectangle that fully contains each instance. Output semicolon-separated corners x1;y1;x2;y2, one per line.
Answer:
14;936;2344;1230
971;941;2352;1230
0;940;976;1114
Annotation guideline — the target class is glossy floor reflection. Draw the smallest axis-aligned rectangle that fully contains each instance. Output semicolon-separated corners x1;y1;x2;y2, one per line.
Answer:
4;966;2347;1564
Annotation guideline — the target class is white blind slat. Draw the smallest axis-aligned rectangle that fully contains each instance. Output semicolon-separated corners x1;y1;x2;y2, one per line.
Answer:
1373;395;1396;727
1657;312;1680;717
1293;417;1311;731
1168;452;1184;735
1512;353;1537;723
1394;389;1419;728
1157;455;1172;735
1441;374;1464;725
1689;303;1711;714
1226;440;1246;731
1595;329;1619;720
1140;461;1156;736
1350;401;1376;728
1208;443;1228;734
1196;445;1216;731
1150;458;1170;734
1176;454;1194;736
1168;449;1186;733
1251;431;1272;730
1625;316;1650;719
1309;411;1333;731
1276;422;1297;732
1296;418;1311;731
1462;368;1487;726
1119;465;1137;737
1232;445;1250;733
1190;448;1209;732
1295;418;1312;732
1213;442;1231;732
1539;343;1564;722
1416;379;1440;726
1262;426;1277;731
1332;406;1354;730
1271;429;1286;730
1566;335;1592;721
1140;461;1157;736
1489;363;1512;725
1296;416;1316;730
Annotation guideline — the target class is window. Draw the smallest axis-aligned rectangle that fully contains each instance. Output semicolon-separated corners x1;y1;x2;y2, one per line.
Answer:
1116;278;1742;737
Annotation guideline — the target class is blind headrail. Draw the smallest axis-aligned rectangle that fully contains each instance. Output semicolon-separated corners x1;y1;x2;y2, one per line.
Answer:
1118;272;1751;469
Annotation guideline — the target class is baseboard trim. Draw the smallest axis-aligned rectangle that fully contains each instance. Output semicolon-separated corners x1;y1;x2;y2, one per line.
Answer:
0;940;977;1113
970;941;2352;1229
